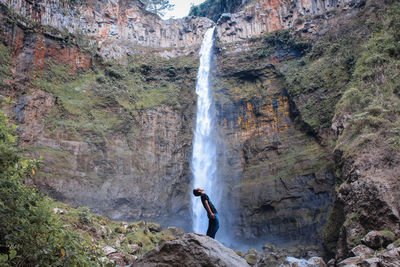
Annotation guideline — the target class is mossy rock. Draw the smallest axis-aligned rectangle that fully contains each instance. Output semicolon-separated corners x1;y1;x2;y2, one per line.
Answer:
245;254;258;265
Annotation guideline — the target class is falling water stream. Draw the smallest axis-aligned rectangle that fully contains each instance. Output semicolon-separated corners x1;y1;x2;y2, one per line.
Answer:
191;27;217;234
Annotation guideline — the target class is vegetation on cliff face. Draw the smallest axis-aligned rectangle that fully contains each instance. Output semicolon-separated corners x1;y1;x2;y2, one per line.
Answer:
335;3;400;156
0;44;9;87
280;0;400;257
36;54;197;145
189;0;244;22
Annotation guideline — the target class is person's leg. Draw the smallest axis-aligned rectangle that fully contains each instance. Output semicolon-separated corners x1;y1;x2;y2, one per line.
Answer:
206;218;215;238
207;214;220;238
213;213;219;237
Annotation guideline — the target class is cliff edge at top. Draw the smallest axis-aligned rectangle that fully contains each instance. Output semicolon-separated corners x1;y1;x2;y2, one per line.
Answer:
1;0;214;58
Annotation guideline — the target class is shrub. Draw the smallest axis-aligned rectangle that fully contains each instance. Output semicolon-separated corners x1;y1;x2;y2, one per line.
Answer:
0;100;102;266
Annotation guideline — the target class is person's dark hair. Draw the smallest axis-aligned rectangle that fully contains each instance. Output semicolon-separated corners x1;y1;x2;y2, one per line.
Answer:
193;189;201;196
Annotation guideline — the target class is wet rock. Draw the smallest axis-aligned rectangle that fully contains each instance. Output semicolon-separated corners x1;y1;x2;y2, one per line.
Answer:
338;247;400;267
327;258;335;267
362;257;381;266
135;233;249;267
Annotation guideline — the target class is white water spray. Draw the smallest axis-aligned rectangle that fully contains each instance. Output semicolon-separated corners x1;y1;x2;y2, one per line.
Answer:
191;27;217;234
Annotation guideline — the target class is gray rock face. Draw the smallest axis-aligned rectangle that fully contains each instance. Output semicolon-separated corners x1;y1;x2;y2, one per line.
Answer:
215;0;366;44
135;233;249;267
1;0;365;58
210;37;334;246
0;0;214;58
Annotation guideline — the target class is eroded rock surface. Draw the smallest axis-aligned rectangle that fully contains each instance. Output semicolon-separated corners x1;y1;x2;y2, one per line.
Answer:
135;233;249;267
1;0;214;58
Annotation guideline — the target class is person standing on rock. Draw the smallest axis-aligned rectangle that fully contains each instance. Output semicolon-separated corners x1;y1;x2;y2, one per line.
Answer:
193;188;219;238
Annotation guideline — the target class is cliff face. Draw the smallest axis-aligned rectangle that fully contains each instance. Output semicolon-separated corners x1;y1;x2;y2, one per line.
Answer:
0;0;199;229
1;0;399;260
1;0;214;58
211;31;334;247
216;0;366;43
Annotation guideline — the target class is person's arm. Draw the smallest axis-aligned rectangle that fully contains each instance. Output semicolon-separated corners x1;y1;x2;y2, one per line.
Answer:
202;199;215;219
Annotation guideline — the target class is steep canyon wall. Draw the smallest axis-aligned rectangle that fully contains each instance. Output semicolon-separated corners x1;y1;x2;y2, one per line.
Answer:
1;0;398;258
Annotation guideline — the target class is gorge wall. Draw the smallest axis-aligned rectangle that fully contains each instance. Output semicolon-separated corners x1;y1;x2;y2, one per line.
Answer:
1;0;399;261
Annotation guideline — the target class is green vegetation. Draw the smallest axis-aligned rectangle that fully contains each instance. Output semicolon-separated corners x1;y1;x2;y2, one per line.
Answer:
379;230;395;240
284;30;363;132
343;212;358;227
0;101;102;266
0;44;10;87
322;202;345;253
335;3;400;154
189;0;243;21
35;54;197;145
0;103;178;265
141;0;174;17
255;30;311;59
47;202;177;258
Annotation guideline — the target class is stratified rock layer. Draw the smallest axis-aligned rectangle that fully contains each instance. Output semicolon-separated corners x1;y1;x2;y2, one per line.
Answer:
1;0;214;58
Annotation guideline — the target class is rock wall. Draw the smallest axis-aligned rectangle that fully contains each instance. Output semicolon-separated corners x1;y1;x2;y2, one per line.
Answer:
215;0;366;44
29;105;193;228
1;0;365;58
211;37;335;247
1;0;214;58
0;2;198;230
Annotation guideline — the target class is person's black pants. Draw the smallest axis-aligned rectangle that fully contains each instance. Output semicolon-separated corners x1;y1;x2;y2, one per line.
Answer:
206;213;219;238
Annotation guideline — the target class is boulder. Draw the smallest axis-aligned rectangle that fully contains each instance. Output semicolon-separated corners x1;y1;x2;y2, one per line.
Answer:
337;256;362;267
102;246;117;255
351;244;374;257
362;231;396;249
281;256;327;267
134;233;249;267
381;247;400;267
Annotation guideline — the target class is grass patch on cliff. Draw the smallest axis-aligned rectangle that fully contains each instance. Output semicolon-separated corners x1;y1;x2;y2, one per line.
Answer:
335;3;400;155
284;31;363;132
255;30;311;59
35;54;197;144
0;43;10;87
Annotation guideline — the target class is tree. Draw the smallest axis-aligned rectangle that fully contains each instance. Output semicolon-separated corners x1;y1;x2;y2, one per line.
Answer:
141;0;174;17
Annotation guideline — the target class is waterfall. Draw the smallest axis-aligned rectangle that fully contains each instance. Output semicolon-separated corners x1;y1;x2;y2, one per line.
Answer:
191;27;217;234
